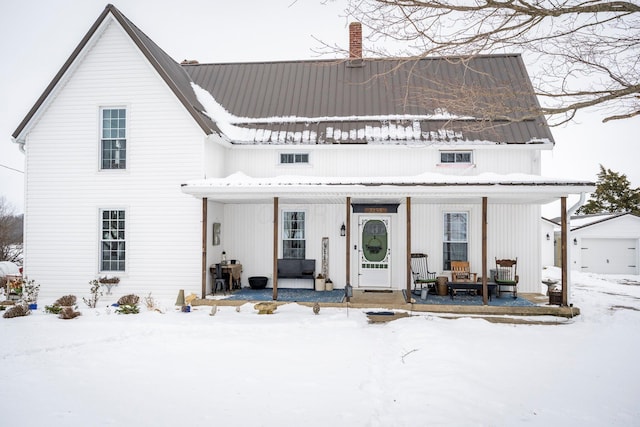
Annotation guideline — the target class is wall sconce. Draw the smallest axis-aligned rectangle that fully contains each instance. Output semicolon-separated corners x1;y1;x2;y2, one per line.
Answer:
573;238;577;246
546;233;550;241
340;223;346;237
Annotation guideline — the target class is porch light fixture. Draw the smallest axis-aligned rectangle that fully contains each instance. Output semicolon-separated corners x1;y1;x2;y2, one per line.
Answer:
546;233;550;241
340;223;346;237
573;238;577;245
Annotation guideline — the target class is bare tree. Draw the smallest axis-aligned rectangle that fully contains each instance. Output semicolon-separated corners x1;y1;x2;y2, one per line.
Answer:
334;0;639;125
0;197;23;264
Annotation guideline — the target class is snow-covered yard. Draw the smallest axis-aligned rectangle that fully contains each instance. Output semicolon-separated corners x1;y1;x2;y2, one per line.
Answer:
2;267;639;426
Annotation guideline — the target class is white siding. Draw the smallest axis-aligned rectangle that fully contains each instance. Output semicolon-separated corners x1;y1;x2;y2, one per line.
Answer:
214;203;346;290
410;203;541;293
223;145;541;178
571;215;640;274
23;18;207;300
213;201;542;293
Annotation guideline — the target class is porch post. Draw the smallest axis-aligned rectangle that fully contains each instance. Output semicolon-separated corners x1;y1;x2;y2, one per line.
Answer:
201;198;208;299
561;197;568;306
482;197;488;305
346;197;351;290
273;197;279;300
406;197;412;302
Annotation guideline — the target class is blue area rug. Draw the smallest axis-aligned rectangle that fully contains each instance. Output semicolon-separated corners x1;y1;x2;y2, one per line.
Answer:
224;288;345;303
404;290;536;307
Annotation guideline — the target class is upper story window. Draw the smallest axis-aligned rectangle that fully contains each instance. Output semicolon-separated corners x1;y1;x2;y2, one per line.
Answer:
440;151;472;164
280;153;309;164
101;108;127;170
282;210;305;259
443;212;468;270
101;209;126;272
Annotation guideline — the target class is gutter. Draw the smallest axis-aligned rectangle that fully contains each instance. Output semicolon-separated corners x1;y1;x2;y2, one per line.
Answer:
566;192;587;305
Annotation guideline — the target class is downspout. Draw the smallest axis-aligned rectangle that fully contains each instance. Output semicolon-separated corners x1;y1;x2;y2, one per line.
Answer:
12;136;26;153
565;192;586;305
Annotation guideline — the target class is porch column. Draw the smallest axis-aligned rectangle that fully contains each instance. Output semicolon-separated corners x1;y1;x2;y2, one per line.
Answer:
346;197;351;290
201;198;208;299
273;197;279;300
482;197;488;305
561;197;568;306
406;197;412;302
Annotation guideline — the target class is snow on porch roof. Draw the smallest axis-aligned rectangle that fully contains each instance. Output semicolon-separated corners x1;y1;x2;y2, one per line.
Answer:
181;172;595;204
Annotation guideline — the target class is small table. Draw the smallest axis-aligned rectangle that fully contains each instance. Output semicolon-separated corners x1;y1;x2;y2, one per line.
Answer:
448;282;497;301
222;264;242;290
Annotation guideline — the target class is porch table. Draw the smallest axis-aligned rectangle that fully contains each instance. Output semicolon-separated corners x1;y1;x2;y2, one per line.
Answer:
222;264;242;290
448;282;497;301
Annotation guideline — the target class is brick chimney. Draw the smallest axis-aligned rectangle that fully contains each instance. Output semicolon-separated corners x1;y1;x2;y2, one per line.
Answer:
349;22;362;59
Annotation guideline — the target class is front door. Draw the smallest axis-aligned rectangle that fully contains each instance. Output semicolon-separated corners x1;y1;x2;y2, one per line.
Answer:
358;216;391;288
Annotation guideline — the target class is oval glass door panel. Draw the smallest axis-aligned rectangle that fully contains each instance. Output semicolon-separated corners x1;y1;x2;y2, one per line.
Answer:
362;220;388;262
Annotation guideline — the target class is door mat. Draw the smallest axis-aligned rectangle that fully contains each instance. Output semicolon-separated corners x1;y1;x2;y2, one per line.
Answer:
363;289;393;293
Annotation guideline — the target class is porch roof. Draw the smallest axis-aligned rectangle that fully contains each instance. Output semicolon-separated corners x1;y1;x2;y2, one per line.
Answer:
181;172;594;205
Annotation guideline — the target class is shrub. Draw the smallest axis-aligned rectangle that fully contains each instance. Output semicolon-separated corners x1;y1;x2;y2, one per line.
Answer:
115;304;139;315
3;304;30;318
117;294;139;306
55;295;77;306
59;306;82;320
44;304;63;314
83;280;102;308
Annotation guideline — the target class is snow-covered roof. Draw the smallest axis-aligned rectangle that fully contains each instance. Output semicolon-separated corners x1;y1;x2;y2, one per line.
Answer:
182;172;595;204
185;56;554;145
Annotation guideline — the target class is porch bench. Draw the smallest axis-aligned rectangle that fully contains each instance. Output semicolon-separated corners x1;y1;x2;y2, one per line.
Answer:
277;259;316;285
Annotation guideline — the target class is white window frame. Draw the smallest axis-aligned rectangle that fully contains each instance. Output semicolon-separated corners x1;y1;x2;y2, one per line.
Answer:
100;107;127;170
442;211;468;270
100;209;126;272
439;150;473;165
279;152;310;165
282;209;306;259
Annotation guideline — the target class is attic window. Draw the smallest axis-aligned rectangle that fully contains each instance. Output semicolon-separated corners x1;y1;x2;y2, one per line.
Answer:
280;153;309;164
440;151;472;164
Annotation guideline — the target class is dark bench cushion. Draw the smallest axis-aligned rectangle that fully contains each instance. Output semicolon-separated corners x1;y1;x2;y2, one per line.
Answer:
277;259;316;280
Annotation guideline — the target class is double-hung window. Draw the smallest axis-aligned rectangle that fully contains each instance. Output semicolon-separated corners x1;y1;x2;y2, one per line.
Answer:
101;108;127;169
443;212;468;270
282;210;305;259
101;210;126;271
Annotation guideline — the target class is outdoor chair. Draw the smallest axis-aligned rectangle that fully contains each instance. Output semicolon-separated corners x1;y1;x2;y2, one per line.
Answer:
410;253;437;296
212;263;226;295
494;258;519;298
450;261;477;283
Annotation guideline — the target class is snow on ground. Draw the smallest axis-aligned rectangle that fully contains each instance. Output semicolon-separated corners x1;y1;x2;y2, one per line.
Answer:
2;267;639;426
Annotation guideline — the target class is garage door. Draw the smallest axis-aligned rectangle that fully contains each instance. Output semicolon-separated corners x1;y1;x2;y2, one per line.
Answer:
580;238;638;274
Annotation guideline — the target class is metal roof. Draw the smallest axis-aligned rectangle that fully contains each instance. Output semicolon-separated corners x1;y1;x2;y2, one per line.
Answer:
184;56;555;144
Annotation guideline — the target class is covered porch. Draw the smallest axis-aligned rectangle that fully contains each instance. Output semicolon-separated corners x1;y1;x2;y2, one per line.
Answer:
182;172;594;307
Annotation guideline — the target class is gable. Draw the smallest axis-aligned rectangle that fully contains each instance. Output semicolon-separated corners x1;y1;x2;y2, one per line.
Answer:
12;4;218;144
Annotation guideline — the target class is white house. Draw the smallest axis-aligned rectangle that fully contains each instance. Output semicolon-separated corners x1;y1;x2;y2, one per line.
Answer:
549;213;640;275
11;4;594;301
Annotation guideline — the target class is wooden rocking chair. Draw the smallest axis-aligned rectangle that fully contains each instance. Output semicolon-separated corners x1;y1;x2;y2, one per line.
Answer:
494;258;519;298
450;261;477;283
410;253;437;296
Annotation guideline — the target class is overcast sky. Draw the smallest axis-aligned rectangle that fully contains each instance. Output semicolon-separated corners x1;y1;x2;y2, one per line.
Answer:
1;0;638;216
